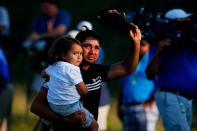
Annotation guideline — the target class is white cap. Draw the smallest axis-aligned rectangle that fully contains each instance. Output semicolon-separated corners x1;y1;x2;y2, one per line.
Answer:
77;21;93;31
165;9;192;20
66;30;79;38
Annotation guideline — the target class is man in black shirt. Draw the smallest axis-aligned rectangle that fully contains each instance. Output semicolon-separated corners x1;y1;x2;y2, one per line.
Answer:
31;27;141;130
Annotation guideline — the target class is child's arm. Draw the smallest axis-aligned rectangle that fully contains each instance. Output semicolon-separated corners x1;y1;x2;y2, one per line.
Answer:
76;81;88;96
30;87;86;124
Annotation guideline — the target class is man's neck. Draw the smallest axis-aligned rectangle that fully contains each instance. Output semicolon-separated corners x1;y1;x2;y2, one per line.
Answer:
80;61;91;70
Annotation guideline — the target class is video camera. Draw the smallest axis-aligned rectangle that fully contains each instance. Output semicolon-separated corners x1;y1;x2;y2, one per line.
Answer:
98;6;196;45
97;6;137;34
127;7;197;45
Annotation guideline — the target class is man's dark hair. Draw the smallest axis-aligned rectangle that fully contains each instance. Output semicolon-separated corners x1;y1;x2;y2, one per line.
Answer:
75;28;101;43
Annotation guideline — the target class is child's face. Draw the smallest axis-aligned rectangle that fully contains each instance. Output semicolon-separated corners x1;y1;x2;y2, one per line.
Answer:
63;43;83;66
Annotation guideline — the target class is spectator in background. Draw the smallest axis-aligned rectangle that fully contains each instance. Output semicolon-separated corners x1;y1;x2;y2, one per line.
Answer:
0;6;13;131
146;9;197;131
0;48;13;131
0;6;10;58
96;47;111;131
26;0;71;43
118;40;159;131
77;21;93;32
22;0;71;130
0;6;10;37
97;80;111;131
23;0;71;97
0;5;24;62
67;20;93;38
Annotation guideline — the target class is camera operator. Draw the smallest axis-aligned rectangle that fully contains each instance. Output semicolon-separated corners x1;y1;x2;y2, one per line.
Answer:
146;8;197;131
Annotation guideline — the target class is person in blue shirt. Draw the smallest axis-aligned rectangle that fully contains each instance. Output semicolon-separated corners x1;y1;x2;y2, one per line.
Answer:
0;6;13;131
22;1;72;130
118;40;159;131
0;48;13;131
23;0;72;95
146;9;197;131
28;0;71;42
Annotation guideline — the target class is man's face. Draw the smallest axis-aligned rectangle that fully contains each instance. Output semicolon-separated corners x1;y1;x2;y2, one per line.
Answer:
81;37;100;64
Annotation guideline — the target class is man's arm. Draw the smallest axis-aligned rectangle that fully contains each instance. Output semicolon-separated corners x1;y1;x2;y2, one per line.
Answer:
146;38;172;79
107;27;141;80
28;24;67;41
30;87;85;125
41;24;67;39
145;48;160;80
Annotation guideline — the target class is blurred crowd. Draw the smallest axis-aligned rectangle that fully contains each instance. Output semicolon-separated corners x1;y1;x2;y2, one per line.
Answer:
0;0;196;131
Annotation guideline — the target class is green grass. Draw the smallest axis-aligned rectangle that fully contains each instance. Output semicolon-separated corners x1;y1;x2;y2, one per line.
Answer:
6;85;197;131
